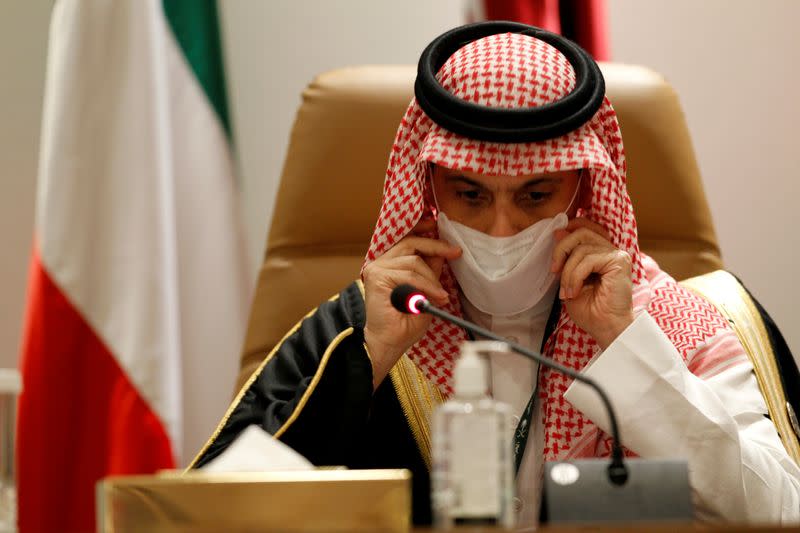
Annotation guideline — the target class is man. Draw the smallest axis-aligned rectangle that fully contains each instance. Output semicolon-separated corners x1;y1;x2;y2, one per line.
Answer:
190;23;800;526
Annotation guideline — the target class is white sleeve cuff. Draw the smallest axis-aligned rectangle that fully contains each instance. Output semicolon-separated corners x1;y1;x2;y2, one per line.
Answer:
563;311;687;437
562;310;800;522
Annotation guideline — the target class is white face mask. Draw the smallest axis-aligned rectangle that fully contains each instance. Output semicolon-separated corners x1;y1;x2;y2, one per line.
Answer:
436;178;580;317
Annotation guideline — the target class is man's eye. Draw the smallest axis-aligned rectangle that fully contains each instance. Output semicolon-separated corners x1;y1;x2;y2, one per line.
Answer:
456;190;484;202
521;191;551;204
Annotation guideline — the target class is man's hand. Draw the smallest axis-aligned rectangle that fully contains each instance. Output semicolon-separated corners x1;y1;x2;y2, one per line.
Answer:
363;217;461;390
551;218;634;349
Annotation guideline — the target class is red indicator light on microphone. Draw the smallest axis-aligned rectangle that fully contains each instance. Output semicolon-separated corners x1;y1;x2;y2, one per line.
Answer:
407;294;426;314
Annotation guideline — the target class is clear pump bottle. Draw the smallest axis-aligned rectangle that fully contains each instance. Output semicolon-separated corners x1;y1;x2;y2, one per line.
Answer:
431;341;515;529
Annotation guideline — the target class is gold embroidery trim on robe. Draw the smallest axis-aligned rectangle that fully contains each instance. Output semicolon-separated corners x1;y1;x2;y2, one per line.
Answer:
681;270;800;465
355;278;445;469
185;292;343;471
272;327;355;439
389;355;445;471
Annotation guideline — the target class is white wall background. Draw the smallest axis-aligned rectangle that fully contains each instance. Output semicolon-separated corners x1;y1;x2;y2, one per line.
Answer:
219;0;467;270
608;0;800;361
1;1;798;464
0;2;50;374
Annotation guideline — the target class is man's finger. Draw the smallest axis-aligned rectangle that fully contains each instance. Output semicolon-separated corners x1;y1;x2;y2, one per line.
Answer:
410;218;436;236
384;269;449;304
561;252;604;300
564;217;611;241
428;256;446;279
551;228;613;273
383;235;462;261
562;250;623;299
559;245;605;298
383;255;439;284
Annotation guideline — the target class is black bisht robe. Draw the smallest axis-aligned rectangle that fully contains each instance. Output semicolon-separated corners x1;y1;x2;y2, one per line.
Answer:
191;281;437;523
190;279;799;526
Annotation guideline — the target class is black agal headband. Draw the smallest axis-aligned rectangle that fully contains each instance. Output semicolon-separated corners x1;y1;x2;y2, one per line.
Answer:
414;21;605;143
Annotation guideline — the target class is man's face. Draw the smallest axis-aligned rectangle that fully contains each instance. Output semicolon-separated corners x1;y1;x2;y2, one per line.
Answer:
430;164;583;237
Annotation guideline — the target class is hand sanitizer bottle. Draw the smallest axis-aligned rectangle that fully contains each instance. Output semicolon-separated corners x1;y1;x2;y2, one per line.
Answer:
431;341;514;529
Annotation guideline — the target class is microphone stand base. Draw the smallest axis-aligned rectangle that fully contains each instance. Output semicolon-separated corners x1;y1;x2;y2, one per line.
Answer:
542;458;692;523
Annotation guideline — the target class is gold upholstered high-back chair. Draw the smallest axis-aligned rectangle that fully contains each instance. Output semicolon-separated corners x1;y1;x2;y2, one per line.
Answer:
234;64;800;463
240;63;721;386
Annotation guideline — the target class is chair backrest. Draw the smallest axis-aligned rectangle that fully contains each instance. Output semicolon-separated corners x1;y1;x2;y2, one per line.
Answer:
236;64;723;389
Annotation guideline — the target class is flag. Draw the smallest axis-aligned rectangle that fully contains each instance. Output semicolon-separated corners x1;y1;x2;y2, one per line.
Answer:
17;1;252;531
468;0;610;60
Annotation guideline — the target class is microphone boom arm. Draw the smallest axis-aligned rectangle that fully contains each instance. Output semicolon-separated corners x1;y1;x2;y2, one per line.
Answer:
417;298;628;484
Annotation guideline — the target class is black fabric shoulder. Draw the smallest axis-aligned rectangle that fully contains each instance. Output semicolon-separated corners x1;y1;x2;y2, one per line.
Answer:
734;277;800;417
188;281;370;469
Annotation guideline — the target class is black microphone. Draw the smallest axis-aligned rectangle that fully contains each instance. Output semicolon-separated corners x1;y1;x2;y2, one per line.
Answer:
391;283;628;484
391;283;693;523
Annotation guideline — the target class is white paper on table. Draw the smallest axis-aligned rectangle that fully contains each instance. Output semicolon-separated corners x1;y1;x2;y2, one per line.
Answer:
200;425;314;473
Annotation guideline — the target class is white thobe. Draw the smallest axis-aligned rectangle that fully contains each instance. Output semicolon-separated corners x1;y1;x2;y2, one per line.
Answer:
460;298;800;529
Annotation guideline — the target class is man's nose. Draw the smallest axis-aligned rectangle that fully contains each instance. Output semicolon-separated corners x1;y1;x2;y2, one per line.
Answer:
486;204;519;237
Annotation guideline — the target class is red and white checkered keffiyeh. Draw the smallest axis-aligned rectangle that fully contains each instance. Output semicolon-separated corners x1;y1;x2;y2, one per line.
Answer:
364;32;747;461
